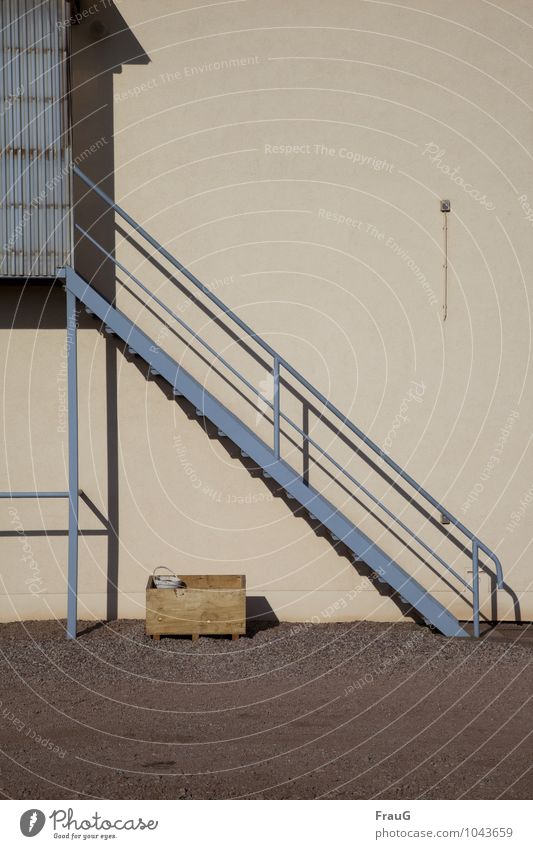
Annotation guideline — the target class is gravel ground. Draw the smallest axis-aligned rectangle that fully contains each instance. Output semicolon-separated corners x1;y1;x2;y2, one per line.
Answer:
0;619;531;800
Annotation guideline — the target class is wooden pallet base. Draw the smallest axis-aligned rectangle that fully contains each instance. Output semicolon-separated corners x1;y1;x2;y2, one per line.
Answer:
151;633;240;641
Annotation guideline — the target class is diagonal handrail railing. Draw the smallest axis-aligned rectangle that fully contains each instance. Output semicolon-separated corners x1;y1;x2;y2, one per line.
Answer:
73;165;504;636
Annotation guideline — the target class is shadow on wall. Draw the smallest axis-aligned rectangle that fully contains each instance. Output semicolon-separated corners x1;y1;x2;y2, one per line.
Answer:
0;3;150;623
70;1;150;620
246;597;279;635
70;0;149;300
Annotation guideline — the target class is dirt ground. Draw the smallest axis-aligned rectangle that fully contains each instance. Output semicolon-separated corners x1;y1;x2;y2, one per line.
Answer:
0;619;531;800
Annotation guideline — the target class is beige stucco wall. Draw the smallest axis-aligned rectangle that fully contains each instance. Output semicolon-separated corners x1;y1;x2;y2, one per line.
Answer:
1;0;532;626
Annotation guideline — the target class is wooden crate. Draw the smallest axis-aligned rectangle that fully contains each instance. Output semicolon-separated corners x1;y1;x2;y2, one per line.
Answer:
146;574;246;640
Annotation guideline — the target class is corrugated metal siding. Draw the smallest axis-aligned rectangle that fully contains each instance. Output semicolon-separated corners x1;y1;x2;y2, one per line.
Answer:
1;0;71;277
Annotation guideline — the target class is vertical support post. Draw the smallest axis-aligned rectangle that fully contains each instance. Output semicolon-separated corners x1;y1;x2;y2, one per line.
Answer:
273;356;280;459
472;540;480;638
66;281;79;640
302;401;309;486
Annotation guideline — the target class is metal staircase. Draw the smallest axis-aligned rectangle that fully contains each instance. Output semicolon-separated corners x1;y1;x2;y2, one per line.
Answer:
62;165;504;639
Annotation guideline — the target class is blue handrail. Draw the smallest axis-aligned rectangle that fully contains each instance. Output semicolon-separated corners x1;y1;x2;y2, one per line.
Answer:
73;165;504;636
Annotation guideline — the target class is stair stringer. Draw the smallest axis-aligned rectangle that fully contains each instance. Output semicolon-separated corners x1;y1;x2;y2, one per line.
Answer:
66;267;469;637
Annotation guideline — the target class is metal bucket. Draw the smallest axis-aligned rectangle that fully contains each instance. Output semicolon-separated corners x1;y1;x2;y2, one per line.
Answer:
153;566;186;590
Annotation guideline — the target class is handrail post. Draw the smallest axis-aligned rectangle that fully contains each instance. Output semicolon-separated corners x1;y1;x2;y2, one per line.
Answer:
472;540;480;638
273;356;280;459
302;401;310;485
